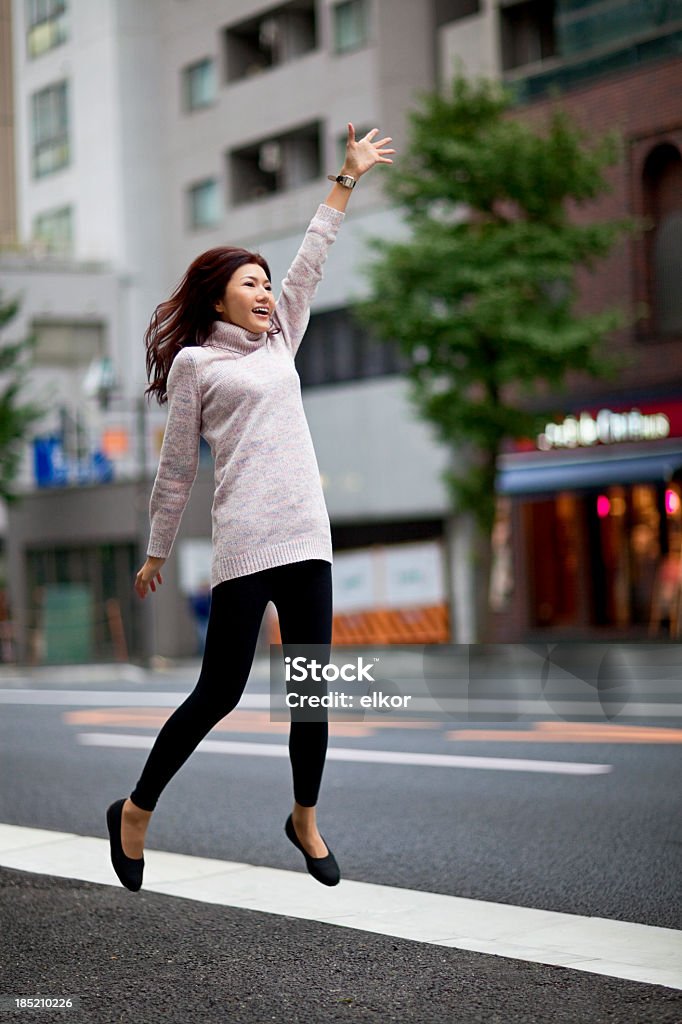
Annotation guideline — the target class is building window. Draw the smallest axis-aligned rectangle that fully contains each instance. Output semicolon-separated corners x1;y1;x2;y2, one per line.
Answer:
224;1;317;83
654;209;682;336
296;307;409;387
32;320;105;368
183;58;216;112
33;205;73;254
26;0;68;58
558;0;682;59
639;142;682;341
500;0;556;71
229;122;321;206
31;81;69;178
332;0;369;54
433;0;480;27
188;179;220;229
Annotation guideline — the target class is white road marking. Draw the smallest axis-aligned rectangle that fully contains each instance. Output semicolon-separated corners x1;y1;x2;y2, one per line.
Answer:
0;823;678;991
0;689;680;717
75;731;612;775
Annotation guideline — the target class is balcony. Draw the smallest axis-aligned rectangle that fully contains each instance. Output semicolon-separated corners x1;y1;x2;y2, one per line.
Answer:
229;121;321;206
223;1;317;84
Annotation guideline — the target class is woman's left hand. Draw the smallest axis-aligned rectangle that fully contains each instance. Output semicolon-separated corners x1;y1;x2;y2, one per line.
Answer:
342;123;396;179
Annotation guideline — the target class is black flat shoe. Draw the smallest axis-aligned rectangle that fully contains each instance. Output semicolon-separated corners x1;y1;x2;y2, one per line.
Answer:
284;813;340;887
106;798;144;892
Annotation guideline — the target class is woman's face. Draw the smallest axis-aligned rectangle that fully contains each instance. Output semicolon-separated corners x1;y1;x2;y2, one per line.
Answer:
214;262;274;332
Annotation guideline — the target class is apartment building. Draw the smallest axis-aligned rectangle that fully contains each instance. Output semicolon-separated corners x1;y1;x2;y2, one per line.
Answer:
2;0;681;661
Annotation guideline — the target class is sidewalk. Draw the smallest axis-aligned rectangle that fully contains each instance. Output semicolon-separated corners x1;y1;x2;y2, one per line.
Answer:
0;658;204;686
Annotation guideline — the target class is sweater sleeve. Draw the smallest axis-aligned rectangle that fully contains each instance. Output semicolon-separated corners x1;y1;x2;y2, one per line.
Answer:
146;348;202;559
273;203;345;358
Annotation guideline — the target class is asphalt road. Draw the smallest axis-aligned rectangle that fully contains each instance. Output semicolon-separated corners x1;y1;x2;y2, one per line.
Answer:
0;652;680;1023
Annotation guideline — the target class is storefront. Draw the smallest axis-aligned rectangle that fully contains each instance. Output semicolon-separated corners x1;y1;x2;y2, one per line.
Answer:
496;398;682;637
267;535;451;647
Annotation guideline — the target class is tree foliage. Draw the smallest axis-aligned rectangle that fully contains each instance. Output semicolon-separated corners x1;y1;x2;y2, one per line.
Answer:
0;292;44;500
351;71;645;536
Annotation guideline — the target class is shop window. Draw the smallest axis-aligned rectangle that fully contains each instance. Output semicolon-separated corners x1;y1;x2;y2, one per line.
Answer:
31;80;69;178
183;58;216;112
187;178;220;229
224;1;317;82
587;483;679;631
640;143;682;340
25;543;141;662
500;0;556;71
26;0;68;59
332;0;369;54
33;205;73;255
526;493;579;628
229;121;320;205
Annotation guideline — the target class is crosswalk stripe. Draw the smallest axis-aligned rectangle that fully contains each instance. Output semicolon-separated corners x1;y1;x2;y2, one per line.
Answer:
0;823;678;991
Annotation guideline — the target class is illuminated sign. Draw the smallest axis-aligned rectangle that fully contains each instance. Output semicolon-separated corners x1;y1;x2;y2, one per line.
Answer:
537;409;670;451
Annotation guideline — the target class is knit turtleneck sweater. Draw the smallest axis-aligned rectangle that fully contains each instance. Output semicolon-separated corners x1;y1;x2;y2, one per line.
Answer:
146;202;345;586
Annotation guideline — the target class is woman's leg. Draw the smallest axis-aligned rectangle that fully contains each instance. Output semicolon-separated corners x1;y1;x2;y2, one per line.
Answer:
271;559;333;857
128;570;272;815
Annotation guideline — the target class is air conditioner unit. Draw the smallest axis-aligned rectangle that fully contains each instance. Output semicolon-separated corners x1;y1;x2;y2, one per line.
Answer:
259;141;282;173
259;16;280;49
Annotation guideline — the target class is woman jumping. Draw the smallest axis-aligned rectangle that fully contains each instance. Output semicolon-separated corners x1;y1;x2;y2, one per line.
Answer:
106;123;395;891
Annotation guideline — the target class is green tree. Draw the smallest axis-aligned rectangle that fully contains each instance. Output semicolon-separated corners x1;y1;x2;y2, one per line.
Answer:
0;292;44;500
351;70;646;640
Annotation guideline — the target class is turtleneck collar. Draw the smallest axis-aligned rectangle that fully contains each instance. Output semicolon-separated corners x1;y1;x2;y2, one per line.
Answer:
203;318;276;356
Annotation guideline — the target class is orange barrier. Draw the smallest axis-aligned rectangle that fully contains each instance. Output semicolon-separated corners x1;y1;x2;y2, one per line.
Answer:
268;602;450;646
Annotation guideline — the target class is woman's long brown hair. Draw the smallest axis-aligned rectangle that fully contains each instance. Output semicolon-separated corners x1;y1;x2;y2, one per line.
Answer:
144;246;281;404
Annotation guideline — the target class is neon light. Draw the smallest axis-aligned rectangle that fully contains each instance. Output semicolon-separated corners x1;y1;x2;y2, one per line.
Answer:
665;489;680;515
537;409;670;450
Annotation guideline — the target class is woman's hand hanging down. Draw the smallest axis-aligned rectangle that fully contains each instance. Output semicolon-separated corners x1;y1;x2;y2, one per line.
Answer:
135;556;166;599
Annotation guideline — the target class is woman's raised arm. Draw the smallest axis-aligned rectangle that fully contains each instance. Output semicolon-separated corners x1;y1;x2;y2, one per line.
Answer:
273;123;395;356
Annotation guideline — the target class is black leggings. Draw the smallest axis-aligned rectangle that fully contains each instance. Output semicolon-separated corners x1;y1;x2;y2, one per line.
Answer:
130;558;332;812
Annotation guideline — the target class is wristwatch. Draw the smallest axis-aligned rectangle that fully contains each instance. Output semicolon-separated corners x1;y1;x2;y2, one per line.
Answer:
327;173;357;189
